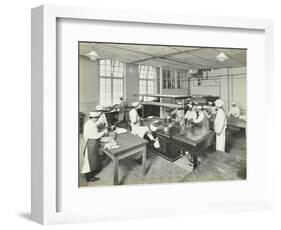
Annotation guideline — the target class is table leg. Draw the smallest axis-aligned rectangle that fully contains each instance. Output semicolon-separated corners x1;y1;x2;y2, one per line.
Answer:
160;107;163;118
113;157;119;185
142;147;147;176
193;155;198;170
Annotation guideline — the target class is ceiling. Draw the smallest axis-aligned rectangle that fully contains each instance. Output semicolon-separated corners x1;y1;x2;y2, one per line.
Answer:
79;42;246;70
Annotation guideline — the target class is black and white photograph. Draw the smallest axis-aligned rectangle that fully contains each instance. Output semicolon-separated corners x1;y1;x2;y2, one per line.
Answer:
78;42;247;187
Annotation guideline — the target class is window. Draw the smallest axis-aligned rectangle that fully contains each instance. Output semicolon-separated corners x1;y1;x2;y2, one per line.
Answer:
99;59;124;106
162;69;175;89
139;65;156;101
176;71;188;89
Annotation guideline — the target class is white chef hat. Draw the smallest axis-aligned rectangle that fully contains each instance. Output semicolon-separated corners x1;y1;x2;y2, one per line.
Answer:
215;99;224;107
196;105;203;110
131;102;139;107
96;105;104;111
150;124;157;132
208;101;213;105
231;102;236;105
89;111;101;118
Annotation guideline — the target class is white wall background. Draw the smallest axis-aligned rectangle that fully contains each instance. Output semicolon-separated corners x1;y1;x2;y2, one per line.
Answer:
79;56;99;114
190;67;247;112
0;0;280;230
125;63;140;104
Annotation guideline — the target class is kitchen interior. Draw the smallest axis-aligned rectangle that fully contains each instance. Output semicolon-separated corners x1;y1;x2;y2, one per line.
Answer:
79;42;247;186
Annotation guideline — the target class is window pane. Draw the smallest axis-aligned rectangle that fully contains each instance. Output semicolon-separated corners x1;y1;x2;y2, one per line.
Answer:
113;79;123;104
100;65;105;75
139;65;156;100
167;80;171;89
139;65;146;79
166;70;171;89
147;81;154;93
100;59;111;77
139;80;146;94
113;61;124;78
176;71;180;89
162;70;166;89
99;59;125;106
172;79;174;89
100;78;112;106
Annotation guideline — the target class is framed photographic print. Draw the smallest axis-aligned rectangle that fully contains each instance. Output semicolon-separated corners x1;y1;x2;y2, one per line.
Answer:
31;5;274;224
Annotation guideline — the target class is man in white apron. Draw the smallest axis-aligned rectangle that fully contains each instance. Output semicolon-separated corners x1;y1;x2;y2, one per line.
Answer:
129;102;149;138
127;102;148;164
143;124;160;150
228;102;240;118
214;100;227;151
96;105;108;128
192;105;210;132
184;104;196;123
81;111;107;182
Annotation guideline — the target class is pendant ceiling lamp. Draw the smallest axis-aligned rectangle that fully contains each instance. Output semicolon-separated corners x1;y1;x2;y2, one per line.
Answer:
87;50;100;61
216;52;229;62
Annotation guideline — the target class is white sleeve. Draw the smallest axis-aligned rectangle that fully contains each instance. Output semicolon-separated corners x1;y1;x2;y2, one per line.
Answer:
84;121;104;141
236;107;240;117
193;112;204;123
130;109;139;124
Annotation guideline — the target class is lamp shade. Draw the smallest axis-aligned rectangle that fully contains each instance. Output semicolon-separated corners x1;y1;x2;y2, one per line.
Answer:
87;50;100;60
216;52;229;62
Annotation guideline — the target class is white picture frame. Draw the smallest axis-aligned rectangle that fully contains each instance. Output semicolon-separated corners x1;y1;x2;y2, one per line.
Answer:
31;4;274;225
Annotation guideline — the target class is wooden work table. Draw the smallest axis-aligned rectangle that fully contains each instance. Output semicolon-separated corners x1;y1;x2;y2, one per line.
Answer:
139;93;191;100
226;116;246;129
171;127;215;169
102;132;147;185
102;107;143;125
142;118;216;166
210;115;246;129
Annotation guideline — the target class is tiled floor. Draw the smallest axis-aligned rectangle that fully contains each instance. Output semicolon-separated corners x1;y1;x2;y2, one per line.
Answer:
79;129;246;187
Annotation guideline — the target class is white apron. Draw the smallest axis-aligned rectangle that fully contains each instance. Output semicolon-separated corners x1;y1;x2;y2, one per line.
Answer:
131;123;149;138
81;145;90;173
214;108;227;151
81;119;104;174
129;108;149;138
216;126;226;151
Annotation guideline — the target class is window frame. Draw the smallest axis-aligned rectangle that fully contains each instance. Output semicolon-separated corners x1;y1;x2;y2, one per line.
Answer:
162;68;176;89
138;65;157;101
99;59;125;106
176;70;188;89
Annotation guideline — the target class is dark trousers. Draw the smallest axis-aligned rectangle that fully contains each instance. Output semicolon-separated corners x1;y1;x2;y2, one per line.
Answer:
87;139;102;174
